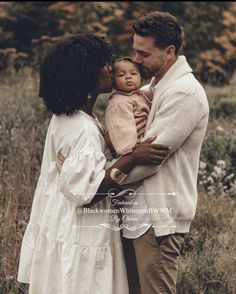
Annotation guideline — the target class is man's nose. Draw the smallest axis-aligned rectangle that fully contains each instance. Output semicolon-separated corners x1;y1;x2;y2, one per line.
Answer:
133;53;142;64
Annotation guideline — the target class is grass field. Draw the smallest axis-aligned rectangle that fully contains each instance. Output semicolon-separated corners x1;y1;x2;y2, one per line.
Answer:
0;70;236;293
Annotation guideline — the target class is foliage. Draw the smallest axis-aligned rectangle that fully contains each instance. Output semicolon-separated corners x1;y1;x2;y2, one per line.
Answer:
0;2;64;52
177;194;236;294
0;2;236;84
198;160;236;198
196;2;236;84
0;48;28;72
0;70;49;293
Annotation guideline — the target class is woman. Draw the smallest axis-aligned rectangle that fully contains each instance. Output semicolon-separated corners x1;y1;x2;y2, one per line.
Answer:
17;34;169;294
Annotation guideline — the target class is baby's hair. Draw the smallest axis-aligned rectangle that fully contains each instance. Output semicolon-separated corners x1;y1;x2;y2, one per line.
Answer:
113;56;143;78
113;56;145;79
114;56;138;67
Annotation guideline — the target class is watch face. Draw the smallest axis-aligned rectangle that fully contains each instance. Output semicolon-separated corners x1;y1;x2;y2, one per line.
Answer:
111;168;127;184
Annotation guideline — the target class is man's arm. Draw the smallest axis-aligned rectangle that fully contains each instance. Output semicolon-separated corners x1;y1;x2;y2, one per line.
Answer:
122;91;203;185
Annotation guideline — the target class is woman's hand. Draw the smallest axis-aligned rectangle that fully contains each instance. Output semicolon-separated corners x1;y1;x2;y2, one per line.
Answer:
103;129;116;153
56;153;65;173
135;115;147;139
131;136;170;165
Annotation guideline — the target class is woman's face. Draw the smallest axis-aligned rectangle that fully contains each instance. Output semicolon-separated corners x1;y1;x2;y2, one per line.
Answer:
95;64;113;94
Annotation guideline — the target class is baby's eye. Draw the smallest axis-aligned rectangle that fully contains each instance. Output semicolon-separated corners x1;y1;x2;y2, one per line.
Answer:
118;73;124;77
131;71;138;75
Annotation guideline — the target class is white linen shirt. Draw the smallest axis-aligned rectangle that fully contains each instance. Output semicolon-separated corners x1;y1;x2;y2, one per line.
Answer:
120;55;209;238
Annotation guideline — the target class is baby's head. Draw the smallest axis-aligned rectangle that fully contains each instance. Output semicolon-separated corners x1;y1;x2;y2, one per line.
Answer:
113;57;141;93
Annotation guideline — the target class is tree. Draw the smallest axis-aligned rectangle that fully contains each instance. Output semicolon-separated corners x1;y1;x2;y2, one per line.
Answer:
0;2;235;84
0;2;64;52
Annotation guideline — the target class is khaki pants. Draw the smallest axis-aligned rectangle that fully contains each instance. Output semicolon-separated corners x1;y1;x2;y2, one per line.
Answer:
122;227;185;294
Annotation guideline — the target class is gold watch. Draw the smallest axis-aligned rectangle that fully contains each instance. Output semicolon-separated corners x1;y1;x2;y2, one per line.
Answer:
110;168;128;184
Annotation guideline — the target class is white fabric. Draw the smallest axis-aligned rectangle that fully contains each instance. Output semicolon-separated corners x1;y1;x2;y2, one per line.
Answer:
17;111;129;294
121;55;209;238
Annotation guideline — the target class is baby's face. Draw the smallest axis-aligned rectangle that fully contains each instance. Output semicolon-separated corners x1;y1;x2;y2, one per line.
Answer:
113;60;141;93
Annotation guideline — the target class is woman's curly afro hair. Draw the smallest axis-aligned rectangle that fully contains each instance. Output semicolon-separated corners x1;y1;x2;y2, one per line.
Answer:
39;33;113;115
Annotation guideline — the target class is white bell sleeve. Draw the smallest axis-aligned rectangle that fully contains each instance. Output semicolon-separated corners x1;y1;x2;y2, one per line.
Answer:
59;149;106;207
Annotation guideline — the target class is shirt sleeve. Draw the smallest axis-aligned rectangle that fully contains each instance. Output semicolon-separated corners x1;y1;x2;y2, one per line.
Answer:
122;91;203;185
58;139;106;207
105;97;138;155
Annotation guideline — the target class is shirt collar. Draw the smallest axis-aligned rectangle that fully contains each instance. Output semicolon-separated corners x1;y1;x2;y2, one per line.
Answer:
111;89;142;97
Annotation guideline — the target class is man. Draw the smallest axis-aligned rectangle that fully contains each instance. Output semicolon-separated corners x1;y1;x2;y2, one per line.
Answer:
120;11;209;294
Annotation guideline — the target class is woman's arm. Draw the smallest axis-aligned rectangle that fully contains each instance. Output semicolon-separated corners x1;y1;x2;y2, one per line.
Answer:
56;137;170;208
84;137;170;207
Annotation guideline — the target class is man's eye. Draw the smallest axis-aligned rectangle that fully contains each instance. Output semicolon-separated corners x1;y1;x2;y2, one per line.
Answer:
140;52;149;57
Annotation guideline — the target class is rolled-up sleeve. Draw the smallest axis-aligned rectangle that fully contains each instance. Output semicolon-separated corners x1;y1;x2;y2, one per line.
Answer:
123;91;203;185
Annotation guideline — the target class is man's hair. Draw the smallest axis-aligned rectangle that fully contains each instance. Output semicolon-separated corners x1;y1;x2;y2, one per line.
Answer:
39;33;113;115
132;11;183;55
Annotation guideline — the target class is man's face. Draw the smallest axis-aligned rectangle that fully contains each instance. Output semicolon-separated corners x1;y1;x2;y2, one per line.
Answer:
133;34;171;81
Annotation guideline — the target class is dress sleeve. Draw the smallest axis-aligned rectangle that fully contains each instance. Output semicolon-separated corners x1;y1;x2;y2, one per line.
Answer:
105;96;138;155
59;148;106;207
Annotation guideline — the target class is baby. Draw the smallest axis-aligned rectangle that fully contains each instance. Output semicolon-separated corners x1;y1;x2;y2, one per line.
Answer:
104;57;152;155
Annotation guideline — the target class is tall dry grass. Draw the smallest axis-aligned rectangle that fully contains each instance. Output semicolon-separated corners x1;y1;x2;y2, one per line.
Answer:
0;69;49;293
0;70;236;293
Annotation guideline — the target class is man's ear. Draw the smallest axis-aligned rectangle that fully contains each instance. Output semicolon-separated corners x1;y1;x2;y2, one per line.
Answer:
166;45;175;60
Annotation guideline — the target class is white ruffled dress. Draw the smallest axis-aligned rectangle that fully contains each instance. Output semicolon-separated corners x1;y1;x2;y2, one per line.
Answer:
17;111;128;294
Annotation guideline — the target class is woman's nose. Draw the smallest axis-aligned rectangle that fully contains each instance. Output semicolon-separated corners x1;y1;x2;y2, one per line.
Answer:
106;64;113;73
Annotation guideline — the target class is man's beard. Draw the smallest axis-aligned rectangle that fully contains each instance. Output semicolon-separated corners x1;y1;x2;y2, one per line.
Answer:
138;65;153;80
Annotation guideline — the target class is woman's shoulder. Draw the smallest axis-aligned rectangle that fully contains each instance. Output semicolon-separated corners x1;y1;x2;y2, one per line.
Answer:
51;111;104;152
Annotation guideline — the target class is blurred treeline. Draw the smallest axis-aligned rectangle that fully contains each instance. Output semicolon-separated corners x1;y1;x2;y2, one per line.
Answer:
0;1;236;84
